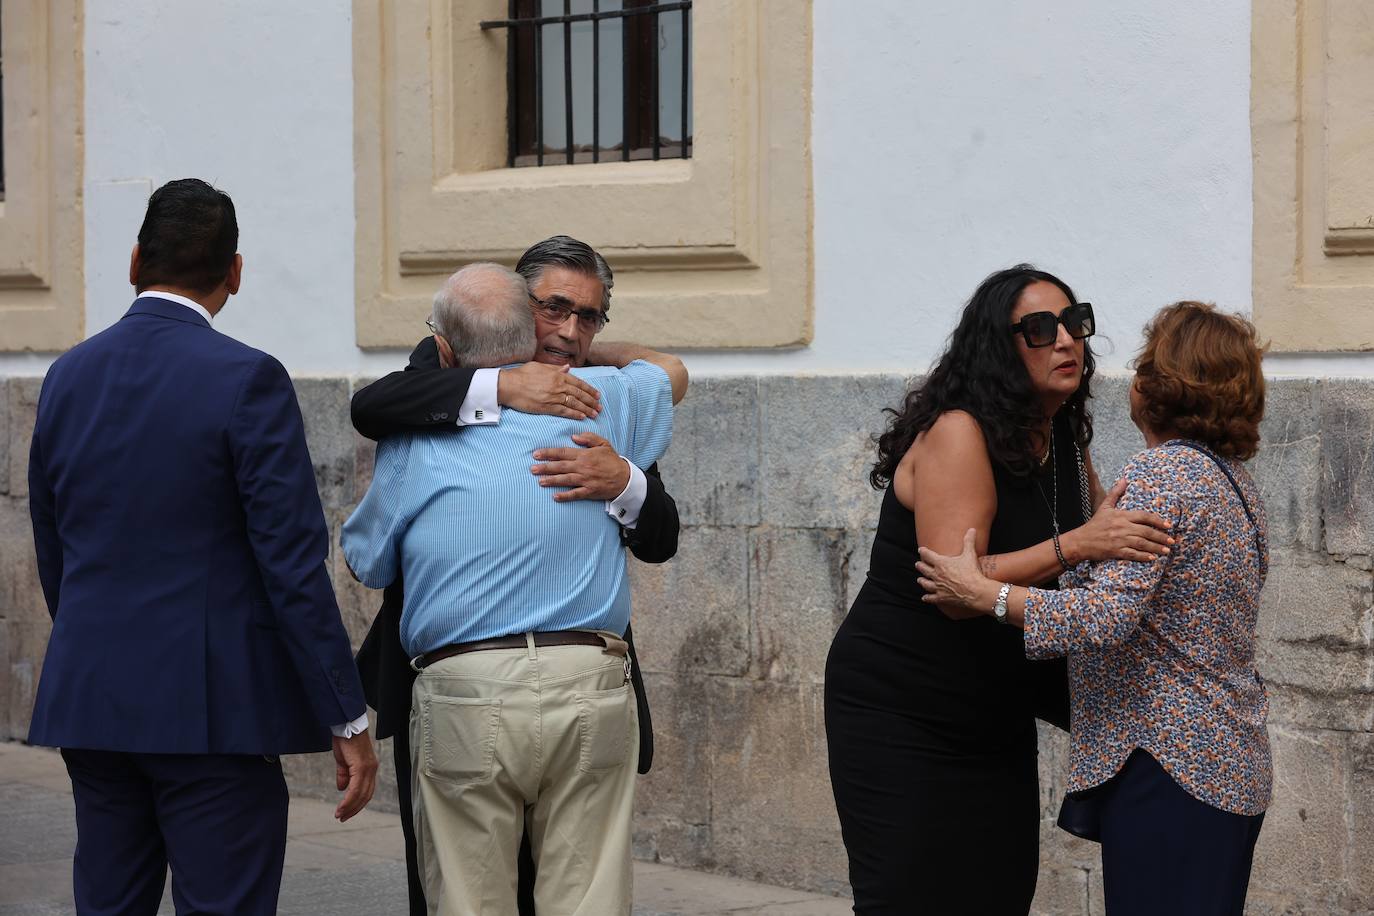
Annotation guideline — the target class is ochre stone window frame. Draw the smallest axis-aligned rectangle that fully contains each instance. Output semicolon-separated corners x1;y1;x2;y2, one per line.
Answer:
0;0;83;352
1253;0;1374;351
353;0;813;350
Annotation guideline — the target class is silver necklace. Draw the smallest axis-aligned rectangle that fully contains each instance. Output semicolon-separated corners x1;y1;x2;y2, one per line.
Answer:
1034;434;1060;536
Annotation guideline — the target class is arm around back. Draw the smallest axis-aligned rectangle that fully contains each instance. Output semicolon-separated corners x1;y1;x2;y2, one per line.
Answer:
230;354;367;728
649;352;688;406
589;342;689;404
350;337;477;441
616;361;678;471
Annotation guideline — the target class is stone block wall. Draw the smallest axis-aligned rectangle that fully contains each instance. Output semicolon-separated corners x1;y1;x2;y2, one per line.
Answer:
1;372;1371;913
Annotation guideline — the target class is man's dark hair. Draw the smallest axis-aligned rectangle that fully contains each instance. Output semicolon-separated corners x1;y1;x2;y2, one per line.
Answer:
134;179;239;295
514;235;614;314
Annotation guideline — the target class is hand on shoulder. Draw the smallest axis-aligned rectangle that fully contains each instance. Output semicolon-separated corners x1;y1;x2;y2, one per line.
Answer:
1063;474;1175;565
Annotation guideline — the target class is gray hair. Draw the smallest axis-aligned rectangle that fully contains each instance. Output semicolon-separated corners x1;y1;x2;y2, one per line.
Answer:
431;263;536;368
514;235;614;314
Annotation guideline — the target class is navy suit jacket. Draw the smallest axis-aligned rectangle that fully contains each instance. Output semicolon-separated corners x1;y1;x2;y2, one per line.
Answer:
27;295;366;755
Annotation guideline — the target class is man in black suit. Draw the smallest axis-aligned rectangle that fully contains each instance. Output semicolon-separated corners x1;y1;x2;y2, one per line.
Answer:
350;236;681;916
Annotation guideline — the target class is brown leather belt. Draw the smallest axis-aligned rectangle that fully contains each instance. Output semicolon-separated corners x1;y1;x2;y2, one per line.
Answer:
413;631;608;671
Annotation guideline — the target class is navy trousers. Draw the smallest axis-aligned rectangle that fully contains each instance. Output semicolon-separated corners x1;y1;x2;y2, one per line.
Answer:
1098;749;1264;916
61;748;289;916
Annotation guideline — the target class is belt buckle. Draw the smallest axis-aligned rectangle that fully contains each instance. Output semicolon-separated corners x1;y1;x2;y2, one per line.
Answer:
623;653;632;685
410;654;426;673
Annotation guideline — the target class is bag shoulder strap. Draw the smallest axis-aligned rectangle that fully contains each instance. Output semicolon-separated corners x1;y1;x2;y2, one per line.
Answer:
1172;441;1262;553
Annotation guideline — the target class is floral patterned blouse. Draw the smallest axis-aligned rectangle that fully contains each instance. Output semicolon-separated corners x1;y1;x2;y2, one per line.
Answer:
1023;440;1271;816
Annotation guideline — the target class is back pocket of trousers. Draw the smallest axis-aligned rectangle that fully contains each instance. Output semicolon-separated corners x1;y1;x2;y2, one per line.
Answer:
576;683;632;774
421;695;501;786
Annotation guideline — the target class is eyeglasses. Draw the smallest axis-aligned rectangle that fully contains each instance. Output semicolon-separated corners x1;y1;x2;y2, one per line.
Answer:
1010;302;1095;348
530;295;609;333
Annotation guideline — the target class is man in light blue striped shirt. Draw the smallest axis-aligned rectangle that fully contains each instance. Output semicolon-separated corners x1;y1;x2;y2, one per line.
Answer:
341;263;684;915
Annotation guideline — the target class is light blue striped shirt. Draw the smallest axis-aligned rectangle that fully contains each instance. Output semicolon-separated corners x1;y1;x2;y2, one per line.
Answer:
341;360;673;657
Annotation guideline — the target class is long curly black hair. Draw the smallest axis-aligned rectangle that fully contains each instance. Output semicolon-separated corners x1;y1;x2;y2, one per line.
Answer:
870;264;1095;489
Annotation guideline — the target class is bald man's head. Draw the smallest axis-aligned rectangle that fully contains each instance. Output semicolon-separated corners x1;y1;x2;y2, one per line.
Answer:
430;263;536;368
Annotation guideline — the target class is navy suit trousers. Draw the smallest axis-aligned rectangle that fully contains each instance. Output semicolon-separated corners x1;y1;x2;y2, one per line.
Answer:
61;749;288;916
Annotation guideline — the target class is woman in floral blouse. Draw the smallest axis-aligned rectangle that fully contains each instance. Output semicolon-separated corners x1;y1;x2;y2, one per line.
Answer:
916;300;1270;916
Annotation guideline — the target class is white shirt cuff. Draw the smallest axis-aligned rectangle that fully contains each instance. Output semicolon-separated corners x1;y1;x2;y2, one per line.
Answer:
457;369;501;426
330;711;370;739
605;458;648;529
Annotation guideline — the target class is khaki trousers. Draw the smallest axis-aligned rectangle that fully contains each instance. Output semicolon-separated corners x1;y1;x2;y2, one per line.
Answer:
410;634;638;916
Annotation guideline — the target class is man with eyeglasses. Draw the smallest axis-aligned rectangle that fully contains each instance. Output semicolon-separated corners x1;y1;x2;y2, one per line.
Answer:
350;236;684;916
343;261;684;916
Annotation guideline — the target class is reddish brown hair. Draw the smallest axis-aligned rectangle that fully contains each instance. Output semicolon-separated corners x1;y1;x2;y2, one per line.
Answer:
1134;301;1266;460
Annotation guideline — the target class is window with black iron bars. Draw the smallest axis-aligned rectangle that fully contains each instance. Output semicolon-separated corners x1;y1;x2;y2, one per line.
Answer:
482;0;692;168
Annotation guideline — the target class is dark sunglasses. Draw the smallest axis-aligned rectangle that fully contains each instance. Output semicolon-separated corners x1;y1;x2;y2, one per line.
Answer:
531;295;609;333
1010;302;1095;348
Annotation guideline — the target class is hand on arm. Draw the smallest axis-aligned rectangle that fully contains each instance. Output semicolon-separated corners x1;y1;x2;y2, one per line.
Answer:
587;342;689;405
914;416;1171;601
909;413;1168;620
916;529;1008;621
918;468;1182;648
497;362;602;419
1059;478;1173;565
1016;468;1182;654
914;530;1051;629
910;412;1061;613
971;480;1169;585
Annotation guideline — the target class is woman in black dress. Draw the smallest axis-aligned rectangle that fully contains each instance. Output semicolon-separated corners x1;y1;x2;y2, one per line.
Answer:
824;265;1175;914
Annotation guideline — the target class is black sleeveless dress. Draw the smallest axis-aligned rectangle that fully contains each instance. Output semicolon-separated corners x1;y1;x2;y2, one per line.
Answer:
824;415;1083;915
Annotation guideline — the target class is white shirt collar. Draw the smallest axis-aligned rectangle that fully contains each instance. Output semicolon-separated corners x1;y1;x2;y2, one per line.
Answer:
137;290;214;326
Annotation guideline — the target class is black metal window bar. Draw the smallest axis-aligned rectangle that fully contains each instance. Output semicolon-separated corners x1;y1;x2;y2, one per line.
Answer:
482;0;692;168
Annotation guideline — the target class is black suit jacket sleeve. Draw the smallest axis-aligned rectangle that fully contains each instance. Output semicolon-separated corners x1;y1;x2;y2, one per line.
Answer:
622;463;679;564
350;337;477;441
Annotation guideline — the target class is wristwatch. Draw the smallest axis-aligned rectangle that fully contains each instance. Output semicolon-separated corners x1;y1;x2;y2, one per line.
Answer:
992;583;1012;625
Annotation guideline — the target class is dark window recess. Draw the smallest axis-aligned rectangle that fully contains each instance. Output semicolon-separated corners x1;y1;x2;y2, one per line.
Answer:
482;0;691;168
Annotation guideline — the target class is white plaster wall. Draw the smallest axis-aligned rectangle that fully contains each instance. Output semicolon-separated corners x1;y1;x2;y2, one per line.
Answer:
688;0;1265;376
0;0;400;377
2;0;1369;378
77;0;400;376
684;1;1369;378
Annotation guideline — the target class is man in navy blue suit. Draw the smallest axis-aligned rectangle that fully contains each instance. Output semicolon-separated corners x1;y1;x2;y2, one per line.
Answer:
26;178;378;915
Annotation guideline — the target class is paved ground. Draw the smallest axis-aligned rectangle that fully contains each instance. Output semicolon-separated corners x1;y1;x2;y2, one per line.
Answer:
0;742;850;915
